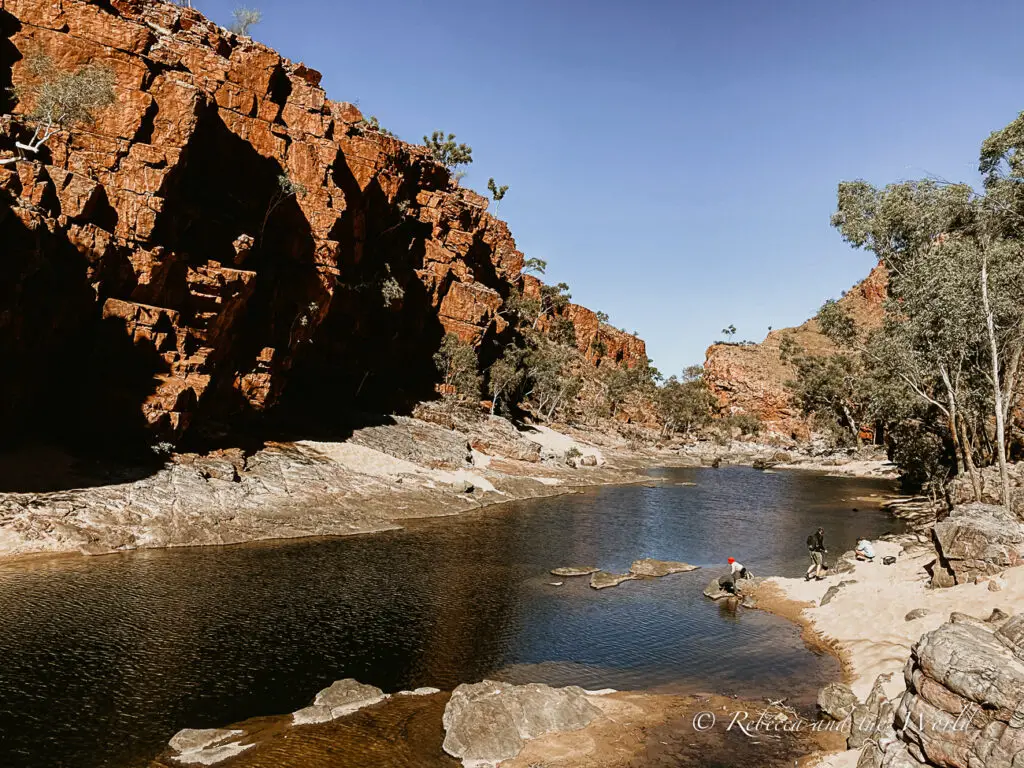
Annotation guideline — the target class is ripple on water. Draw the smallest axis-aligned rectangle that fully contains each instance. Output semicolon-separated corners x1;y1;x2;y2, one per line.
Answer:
0;466;899;768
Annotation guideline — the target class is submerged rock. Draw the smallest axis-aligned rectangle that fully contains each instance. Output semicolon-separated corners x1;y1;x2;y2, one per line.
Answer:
166;728;253;765
550;566;599;577
291;679;387;725
441;680;601;767
628;558;700;577
590;571;636;589
703;576;731;600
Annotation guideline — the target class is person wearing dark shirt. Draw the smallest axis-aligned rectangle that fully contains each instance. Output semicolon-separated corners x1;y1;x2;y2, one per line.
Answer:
805;527;826;580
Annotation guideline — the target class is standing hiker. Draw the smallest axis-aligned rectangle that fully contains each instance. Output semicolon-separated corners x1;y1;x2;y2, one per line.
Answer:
805;527;827;580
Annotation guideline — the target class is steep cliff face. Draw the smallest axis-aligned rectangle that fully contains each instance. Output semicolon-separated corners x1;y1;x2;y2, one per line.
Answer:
0;0;645;450
703;263;886;440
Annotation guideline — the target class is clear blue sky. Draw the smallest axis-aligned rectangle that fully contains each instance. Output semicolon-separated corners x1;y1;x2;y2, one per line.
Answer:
200;0;1023;376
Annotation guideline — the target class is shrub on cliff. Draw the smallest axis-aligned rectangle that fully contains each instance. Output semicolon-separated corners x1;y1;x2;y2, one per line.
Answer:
423;131;473;171
487;178;509;213
229;7;262;36
2;53;114;165
434;334;481;399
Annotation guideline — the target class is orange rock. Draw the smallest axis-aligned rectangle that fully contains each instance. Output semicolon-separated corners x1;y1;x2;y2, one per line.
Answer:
0;0;648;443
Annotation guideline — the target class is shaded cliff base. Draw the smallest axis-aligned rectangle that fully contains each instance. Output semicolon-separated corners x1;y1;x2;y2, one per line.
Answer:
0;414;902;562
0;404;702;561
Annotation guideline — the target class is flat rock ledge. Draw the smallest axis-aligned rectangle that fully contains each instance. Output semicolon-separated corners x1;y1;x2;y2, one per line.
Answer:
291;678;387;725
581;559;700;589
590;571;636;589
165;728;253;765
550;566;599;577
442;680;603;767
629;558;700;577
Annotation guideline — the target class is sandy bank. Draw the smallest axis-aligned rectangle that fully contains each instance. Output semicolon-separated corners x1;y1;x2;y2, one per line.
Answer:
756;537;1024;767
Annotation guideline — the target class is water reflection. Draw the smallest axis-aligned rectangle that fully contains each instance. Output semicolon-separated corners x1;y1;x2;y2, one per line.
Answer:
0;466;898;768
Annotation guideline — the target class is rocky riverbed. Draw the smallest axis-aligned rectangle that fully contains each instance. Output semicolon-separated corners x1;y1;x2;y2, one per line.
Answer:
0;404;895;562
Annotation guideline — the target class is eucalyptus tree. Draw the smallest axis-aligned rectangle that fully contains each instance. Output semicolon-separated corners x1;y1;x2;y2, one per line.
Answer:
832;162;1024;509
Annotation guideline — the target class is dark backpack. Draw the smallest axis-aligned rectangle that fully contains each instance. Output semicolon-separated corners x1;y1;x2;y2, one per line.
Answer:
807;534;815;550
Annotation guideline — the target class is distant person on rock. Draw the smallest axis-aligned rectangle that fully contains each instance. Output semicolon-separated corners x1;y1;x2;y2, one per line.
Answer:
728;557;751;581
855;536;875;562
805;527;827;580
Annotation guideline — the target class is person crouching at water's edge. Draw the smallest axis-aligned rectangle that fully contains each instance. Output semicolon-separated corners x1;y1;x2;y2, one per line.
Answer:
728;557;751;580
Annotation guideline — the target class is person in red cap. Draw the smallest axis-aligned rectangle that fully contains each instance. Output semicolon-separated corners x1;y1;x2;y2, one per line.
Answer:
728;557;751;581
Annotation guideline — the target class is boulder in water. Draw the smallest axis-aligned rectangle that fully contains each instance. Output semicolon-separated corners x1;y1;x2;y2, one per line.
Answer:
292;679;387;725
441;680;601;767
550;566;599;577
166;728;253;765
628;558;700;577
590;571;636;589
703;576;731;600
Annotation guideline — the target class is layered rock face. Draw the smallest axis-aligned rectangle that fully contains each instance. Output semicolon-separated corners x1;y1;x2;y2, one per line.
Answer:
882;612;1024;768
703;263;886;439
0;0;645;449
929;503;1024;587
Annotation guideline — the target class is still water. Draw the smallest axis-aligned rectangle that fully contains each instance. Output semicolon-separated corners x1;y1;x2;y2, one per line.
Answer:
0;466;899;767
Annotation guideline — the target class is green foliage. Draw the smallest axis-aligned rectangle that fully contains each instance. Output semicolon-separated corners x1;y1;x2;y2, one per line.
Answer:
657;365;716;436
549;316;578;348
786;350;866;445
487;178;509;202
433;334;481;399
604;356;661;416
721;324;736;340
363;115;396;138
487;346;526;415
7;54;115;156
380;275;404;308
595;310;609;324
721;412;762;437
830;123;1024;501
522;258;547;276
229;7;262;35
817;300;857;346
524;342;583;420
423;131;473;170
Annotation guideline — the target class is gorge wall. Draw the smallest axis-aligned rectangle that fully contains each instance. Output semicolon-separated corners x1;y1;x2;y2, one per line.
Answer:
703;263;886;440
0;0;645;451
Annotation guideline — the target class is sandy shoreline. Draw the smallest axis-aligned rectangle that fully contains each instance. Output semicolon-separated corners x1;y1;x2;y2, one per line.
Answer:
752;535;1024;767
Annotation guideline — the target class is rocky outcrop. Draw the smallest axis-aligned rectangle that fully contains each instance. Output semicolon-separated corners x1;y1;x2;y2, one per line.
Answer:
930;503;1024;587
885;613;1024;768
0;0;646;450
291;678;387;725
703;263;886;439
818;682;860;722
441;680;602;767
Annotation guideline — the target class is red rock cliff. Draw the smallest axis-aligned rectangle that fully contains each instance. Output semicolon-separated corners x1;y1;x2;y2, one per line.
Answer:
0;0;646;447
702;263;887;440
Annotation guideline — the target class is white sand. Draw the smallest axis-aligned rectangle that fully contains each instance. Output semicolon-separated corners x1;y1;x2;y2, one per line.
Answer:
769;540;1024;701
770;541;1024;768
